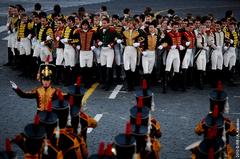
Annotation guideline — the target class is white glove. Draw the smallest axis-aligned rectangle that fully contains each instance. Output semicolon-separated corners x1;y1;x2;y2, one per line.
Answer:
6;23;10;27
46;36;52;41
108;44;112;48
27;34;32;39
60;38;68;44
56;36;60;41
230;39;234;44
41;42;45;46
91;46;96;50
224;46;228;51
203;46;208;51
133;42;140;47
7;30;11;34
76;45;81;50
98;41;103;46
158;45;163;50
171;45;176;49
179;45;184;50
116;39;122;44
10;81;17;89
185;41;190;46
142;51;148;57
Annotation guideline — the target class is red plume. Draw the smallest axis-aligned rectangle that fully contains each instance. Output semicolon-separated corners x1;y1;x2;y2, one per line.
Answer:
57;89;64;101
47;100;52;112
45;55;50;63
143;79;147;90
217;81;222;93
136;113;142;126
213;104;219;118
98;142;105;157
137;96;143;109
208;147;215;159
76;76;81;87
105;144;112;156
125;121;131;137
207;125;217;139
34;114;40;125
5;138;12;152
69;96;74;107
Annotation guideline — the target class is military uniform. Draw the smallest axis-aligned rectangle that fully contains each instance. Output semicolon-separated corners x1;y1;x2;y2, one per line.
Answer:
162;30;183;93
181;30;195;69
164;30;182;73
122;29;140;91
12;64;60;112
96;26;117;90
141;33;161;87
224;30;238;69
7;15;19;56
34;25;54;62
62;26;79;67
195;32;208;89
79;28;95;87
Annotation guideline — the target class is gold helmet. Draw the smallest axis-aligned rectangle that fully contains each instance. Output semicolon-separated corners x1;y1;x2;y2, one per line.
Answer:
39;64;55;81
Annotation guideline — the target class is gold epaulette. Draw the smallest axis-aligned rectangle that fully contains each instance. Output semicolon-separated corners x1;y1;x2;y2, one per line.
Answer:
27;22;34;30
195;121;204;135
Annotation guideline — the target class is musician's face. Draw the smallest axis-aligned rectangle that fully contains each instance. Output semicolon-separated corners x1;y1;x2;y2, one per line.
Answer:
172;24;179;32
102;20;108;28
42;80;51;88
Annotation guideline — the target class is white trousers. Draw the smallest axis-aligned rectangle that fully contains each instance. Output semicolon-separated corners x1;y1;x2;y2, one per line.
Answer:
114;44;124;66
142;50;155;74
63;44;76;67
196;50;206;71
211;47;223;70
56;48;64;66
182;48;193;69
80;50;93;68
19;38;31;56
33;41;41;57
40;45;52;62
123;46;137;71
165;48;180;72
224;47;236;70
100;47;114;68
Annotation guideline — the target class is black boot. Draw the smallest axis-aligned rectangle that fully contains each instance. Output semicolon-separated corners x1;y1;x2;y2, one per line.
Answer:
228;67;236;86
124;70;131;91
116;65;122;84
210;70;217;88
181;69;187;92
101;66;107;89
162;71;169;94
171;72;179;91
196;70;204;90
55;66;61;85
64;66;71;86
3;47;14;66
86;67;93;88
105;67;112;91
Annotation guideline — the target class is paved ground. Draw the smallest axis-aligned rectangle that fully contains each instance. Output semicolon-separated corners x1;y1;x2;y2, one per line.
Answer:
0;0;240;158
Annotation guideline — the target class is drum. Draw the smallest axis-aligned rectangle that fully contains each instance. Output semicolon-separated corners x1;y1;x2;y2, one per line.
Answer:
114;133;136;159
52;99;69;128
68;85;85;108
130;106;150;126
23;123;46;155
39;112;58;139
135;89;152;109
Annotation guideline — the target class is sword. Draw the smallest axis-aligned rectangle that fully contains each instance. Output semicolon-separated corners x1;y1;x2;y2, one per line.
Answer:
185;140;201;150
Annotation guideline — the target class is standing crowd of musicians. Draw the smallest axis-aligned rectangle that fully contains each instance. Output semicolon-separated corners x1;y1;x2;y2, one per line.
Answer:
4;3;240;93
